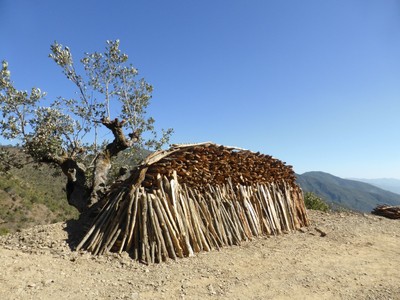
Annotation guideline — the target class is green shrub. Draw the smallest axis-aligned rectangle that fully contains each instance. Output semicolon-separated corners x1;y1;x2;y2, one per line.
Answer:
0;227;9;236
304;192;330;212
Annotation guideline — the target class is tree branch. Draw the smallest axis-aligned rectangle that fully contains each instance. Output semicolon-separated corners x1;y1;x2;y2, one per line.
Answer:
101;117;139;155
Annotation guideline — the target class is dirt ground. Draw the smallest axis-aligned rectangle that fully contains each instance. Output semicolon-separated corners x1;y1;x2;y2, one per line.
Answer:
0;210;399;300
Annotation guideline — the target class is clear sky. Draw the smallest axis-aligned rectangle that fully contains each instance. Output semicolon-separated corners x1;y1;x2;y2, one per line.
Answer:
1;0;400;179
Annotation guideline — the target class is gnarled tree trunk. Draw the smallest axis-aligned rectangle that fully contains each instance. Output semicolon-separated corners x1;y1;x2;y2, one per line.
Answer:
61;159;89;213
51;117;138;213
89;117;138;207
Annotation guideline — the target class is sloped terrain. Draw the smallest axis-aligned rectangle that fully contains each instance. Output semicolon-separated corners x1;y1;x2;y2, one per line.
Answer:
0;210;399;299
352;178;400;195
0;146;148;235
0;167;78;234
297;171;400;212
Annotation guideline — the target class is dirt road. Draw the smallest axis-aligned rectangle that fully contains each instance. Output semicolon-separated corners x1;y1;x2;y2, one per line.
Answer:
0;210;399;299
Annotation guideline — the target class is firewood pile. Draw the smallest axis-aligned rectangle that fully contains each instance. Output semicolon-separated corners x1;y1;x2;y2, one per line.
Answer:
77;142;309;263
371;205;400;219
140;143;298;189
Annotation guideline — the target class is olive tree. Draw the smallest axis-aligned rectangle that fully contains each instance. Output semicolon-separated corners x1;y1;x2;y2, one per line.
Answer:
0;40;172;213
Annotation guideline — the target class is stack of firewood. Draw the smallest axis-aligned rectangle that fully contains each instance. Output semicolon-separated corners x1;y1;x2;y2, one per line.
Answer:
141;143;297;189
372;205;400;219
77;142;309;263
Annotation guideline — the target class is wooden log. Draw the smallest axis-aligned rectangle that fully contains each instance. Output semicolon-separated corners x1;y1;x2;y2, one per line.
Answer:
175;191;195;257
260;184;281;234
227;199;246;242
207;189;228;245
249;186;268;234
146;194;156;263
232;193;253;239
91;194;125;255
239;186;259;236
151;193;176;260
140;192;150;264
282;182;296;229
372;205;400;219
77;191;121;251
272;183;291;232
125;187;141;252
106;228;122;253
151;206;167;262
158;178;179;234
158;195;183;258
219;200;241;245
254;184;273;235
90;231;104;254
213;187;234;244
195;192;222;248
186;186;210;251
118;187;137;253
99;194;128;254
132;206;141;260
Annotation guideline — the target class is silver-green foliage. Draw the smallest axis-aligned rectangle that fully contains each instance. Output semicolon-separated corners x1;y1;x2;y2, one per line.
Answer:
0;40;172;165
0;40;173;211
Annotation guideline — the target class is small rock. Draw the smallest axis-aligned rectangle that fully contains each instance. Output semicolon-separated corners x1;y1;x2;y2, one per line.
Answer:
298;227;308;233
314;227;327;237
42;279;55;286
208;284;217;295
131;292;139;299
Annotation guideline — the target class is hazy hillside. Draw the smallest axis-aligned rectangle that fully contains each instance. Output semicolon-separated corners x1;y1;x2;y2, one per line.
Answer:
296;171;400;212
350;178;400;195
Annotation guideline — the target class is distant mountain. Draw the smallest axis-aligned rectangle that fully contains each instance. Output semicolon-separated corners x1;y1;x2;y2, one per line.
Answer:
350;178;400;195
296;171;400;212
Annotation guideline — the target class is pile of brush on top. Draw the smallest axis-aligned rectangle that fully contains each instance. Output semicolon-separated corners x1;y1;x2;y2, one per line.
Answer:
77;142;309;264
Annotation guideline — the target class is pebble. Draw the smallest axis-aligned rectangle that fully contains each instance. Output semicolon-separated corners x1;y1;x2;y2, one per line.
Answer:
1;210;400;299
42;279;55;286
207;284;216;295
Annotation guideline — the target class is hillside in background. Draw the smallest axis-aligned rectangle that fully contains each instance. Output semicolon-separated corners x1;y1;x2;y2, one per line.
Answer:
0;146;151;235
296;171;400;212
350;178;400;195
0;150;79;234
2;145;400;233
0;166;79;235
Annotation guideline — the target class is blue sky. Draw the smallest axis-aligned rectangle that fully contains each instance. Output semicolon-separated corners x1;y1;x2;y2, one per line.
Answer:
1;0;400;179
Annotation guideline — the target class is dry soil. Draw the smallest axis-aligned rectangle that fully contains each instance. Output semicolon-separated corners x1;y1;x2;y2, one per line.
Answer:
0;210;399;300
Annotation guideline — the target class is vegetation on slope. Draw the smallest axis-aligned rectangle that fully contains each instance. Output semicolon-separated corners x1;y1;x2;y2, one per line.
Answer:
0;161;78;235
297;171;400;212
0;145;151;235
3;150;399;234
303;192;330;212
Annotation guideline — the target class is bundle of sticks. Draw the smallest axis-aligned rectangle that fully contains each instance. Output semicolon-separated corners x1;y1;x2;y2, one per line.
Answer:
141;143;297;189
77;143;309;263
372;205;400;219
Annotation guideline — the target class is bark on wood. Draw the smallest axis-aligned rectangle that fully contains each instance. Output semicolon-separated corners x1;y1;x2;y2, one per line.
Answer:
372;205;400;219
89;117;138;207
77;142;310;264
